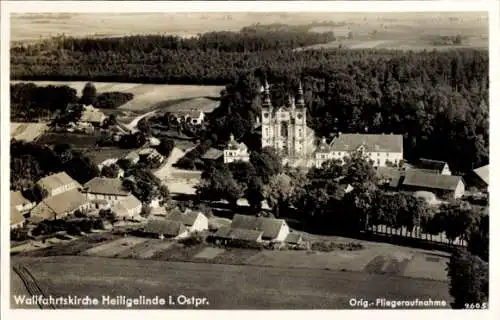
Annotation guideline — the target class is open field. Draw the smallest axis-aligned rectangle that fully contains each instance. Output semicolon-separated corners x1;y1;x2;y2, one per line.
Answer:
10;122;48;141
12;256;451;309
11;12;486;44
10;81;224;113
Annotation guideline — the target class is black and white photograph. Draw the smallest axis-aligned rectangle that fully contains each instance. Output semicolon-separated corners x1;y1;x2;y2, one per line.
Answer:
1;0;496;314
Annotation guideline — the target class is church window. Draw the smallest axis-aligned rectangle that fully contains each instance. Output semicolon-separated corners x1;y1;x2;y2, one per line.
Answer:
297;113;303;120
263;112;269;119
281;121;288;138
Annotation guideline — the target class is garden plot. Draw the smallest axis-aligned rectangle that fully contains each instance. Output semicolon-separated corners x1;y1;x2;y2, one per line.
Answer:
132;240;177;259
83;237;147;258
194;247;225;260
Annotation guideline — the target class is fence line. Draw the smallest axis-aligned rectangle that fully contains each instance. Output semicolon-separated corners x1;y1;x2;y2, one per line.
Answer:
367;224;467;247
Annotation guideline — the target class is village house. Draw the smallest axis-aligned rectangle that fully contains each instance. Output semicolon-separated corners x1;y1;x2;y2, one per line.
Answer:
10;191;36;229
82;177;131;207
167;209;209;232
11;206;27;230
142;219;189;239
376;167;404;189
173;109;206;125
138;148;165;165
229;214;290;242
36;172;81;198
214;227;264;244
223;134;250;163
30;189;91;223
201;147;224;164
79;105;107;127
284;232;304;247
468;164;489;191
414;158;452;175
11;190;36;213
123;150;141;165
319;133;404;169
111;194;142;219
401;170;465;199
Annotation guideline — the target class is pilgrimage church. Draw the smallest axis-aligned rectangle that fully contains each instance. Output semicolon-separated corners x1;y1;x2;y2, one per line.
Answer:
224;81;404;168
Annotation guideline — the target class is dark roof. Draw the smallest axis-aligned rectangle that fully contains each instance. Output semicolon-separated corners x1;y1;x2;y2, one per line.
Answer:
231;214;287;239
143;219;186;236
167;209;204;227
214;227;263;242
84;177;130;196
473;165;489;185
416;158;448;172
285;232;303;244
330;133;403;153
31;189;88;219
201;148;224;160
403;171;463;191
376;167;403;188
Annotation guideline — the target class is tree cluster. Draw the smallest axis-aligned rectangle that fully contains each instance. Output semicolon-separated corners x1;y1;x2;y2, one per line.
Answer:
11;82;78;121
94;92;134;109
10;141;99;191
122;167;169;203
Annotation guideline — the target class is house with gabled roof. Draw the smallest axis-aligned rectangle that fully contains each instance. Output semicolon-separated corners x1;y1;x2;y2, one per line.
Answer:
167;209;209;232
36;172;81;197
325;133;404;168
414;158;451;175
402;170;465;199
142;218;189;239
111;194;142;219
11;206;27;229
30;189;91;223
11;191;36;213
214;227;263;243
229;214;290;242
83;177;130;205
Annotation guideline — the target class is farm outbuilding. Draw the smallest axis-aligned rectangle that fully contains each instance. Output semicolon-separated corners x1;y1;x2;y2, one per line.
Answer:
143;219;189;239
167;209;209;232
230;214;290;243
213;227;263;244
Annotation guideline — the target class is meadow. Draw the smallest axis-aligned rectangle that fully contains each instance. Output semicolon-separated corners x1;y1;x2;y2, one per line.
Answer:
11;12;487;51
10;81;224;113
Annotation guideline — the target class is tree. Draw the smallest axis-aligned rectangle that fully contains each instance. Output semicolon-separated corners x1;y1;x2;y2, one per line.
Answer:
447;249;488;309
156;138;175;158
196;164;244;207
101;163;120;178
467;213;489;262
341;150;377;187
262;173;293;218
80;82;97;106
435;201;478;244
250;147;282;184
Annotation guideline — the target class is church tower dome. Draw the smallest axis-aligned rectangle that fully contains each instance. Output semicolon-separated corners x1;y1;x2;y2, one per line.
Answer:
262;80;272;109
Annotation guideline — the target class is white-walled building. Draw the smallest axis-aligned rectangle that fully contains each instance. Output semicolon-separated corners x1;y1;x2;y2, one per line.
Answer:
316;133;404;168
223;134;250;163
36;172;81;198
83;177;131;207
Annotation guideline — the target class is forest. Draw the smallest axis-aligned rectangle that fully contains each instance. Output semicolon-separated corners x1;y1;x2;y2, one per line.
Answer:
11;28;489;173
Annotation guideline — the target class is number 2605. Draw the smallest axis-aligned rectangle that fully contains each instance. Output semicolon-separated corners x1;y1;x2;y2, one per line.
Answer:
465;303;488;309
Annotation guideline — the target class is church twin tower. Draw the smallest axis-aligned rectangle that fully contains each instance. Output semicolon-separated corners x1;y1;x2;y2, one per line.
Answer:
261;81;315;162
